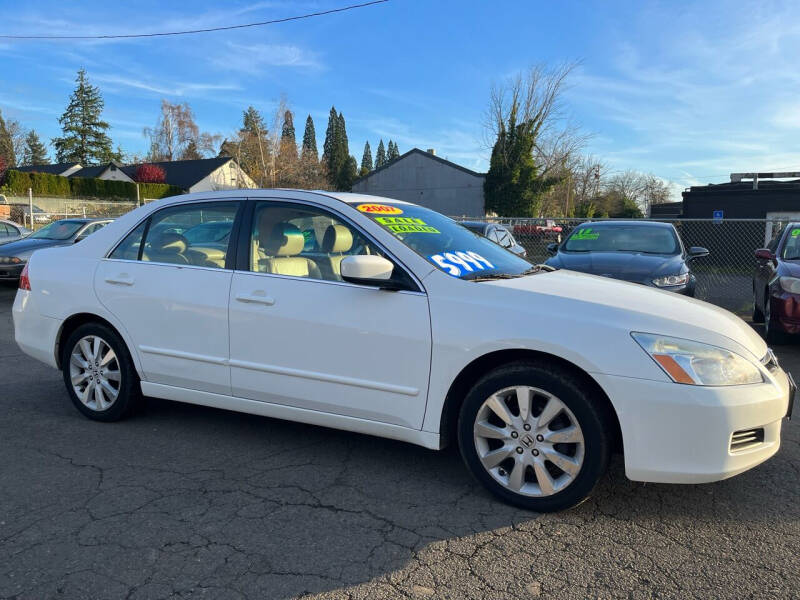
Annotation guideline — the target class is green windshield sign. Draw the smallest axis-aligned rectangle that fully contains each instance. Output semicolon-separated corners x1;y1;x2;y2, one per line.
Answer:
573;228;600;240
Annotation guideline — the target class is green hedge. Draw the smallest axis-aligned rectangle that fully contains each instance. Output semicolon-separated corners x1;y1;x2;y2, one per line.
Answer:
0;169;182;200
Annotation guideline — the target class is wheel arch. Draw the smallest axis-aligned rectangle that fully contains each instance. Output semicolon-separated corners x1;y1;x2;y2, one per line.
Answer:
56;312;140;375
438;349;623;452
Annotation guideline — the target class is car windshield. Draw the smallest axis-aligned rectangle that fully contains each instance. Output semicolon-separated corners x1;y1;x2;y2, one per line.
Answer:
353;202;534;280
562;224;679;254
782;227;800;259
28;220;84;240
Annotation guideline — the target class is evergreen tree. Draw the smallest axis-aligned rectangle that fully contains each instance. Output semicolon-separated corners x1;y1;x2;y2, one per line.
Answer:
387;140;400;161
52;68;113;164
243;106;266;137
375;139;386;168
322;106;339;183
301;115;318;162
484;104;558;217
0;110;16;168
280;110;297;160
22;130;49;165
334;112;354;191
360;141;372;175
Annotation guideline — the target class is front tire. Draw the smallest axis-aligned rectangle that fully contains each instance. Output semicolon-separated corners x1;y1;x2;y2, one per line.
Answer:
764;296;787;345
457;361;612;512
61;323;141;422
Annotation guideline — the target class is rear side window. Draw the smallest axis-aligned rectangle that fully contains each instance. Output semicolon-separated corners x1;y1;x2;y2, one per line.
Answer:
110;202;239;268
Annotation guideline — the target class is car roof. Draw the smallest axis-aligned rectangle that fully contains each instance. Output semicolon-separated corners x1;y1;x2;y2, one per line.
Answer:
147;189;422;210
460;220;490;228
578;220;674;228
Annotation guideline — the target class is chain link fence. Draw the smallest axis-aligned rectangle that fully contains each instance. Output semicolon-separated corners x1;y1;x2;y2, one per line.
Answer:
1;195;145;230
456;216;788;316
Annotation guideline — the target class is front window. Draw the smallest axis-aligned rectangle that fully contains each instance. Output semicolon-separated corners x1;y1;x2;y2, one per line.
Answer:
250;201;388;282
29;220;85;240
781;227;800;260
562;223;679;254
353;202;533;279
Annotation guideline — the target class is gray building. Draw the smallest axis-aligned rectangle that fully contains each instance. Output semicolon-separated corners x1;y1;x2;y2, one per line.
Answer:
351;148;485;216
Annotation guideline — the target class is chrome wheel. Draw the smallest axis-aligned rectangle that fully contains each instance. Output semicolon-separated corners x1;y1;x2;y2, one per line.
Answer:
473;386;585;497
69;335;121;411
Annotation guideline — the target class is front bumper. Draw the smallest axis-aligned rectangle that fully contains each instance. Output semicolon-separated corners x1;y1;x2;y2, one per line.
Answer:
0;263;24;280
594;367;793;483
769;292;800;334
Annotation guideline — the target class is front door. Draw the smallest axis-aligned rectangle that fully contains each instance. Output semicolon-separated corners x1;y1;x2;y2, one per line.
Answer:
228;200;432;429
95;200;241;395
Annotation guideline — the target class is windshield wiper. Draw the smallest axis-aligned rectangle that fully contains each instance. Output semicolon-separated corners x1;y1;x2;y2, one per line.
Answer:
465;265;551;282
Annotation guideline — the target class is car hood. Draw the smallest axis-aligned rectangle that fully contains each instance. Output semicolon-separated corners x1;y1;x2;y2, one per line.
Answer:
546;251;684;281
0;237;67;257
778;259;800;277
482;269;767;360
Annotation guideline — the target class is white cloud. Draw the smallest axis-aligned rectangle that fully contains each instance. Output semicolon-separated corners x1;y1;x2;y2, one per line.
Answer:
91;74;242;97
211;42;321;75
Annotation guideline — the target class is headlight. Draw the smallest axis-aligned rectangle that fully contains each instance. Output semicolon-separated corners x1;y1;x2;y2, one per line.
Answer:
0;257;22;264
632;333;764;386
779;276;800;294
652;273;689;287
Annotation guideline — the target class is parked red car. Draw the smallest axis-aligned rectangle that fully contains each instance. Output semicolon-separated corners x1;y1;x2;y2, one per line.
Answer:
512;219;562;242
753;222;800;342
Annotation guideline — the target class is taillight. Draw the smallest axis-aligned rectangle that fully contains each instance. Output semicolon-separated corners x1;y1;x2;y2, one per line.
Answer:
19;264;30;291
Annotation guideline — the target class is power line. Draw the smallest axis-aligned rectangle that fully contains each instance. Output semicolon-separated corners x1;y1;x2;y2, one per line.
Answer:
0;0;389;40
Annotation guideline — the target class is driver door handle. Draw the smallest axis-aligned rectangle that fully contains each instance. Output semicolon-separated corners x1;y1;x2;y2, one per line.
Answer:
105;275;134;286
235;291;275;306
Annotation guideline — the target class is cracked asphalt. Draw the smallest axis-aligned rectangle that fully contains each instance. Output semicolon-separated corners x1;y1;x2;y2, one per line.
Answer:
0;282;798;600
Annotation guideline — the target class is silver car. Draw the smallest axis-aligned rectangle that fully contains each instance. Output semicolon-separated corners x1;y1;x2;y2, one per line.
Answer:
461;221;527;257
0;219;31;245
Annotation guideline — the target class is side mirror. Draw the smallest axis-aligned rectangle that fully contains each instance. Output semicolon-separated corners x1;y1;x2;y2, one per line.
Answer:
687;246;709;259
755;248;775;261
546;242;559;256
341;255;404;290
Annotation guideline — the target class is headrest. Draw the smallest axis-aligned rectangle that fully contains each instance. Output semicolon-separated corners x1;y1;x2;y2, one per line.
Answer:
262;223;305;257
322;224;354;253
153;232;187;254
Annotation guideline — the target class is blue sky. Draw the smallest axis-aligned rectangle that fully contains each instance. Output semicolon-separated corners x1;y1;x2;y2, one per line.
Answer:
1;0;799;197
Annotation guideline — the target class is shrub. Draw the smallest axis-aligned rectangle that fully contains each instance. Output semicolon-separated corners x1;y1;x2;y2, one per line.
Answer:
134;164;166;183
0;169;182;200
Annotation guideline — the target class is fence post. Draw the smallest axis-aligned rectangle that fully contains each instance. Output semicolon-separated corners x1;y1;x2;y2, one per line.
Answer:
28;187;33;230
136;184;140;207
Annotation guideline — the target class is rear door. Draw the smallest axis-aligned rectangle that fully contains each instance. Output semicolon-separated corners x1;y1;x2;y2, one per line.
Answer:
95;200;241;395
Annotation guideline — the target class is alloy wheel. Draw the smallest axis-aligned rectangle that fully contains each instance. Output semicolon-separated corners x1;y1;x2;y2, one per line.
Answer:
473;385;585;497
69;335;121;411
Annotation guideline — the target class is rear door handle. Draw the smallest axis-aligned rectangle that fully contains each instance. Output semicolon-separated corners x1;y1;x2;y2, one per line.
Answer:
105;275;134;286
235;291;275;306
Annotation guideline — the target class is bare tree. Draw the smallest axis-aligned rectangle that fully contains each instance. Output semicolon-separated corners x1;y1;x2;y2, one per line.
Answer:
144;100;220;161
6;119;27;165
484;62;585;178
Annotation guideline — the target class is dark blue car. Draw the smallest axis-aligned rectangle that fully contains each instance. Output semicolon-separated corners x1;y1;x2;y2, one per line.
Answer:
545;221;708;295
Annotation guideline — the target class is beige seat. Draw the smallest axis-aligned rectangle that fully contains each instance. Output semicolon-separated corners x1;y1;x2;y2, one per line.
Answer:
258;222;321;278
146;232;190;265
321;224;354;279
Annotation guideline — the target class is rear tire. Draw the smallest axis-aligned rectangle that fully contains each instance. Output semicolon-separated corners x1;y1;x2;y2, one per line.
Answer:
61;323;141;422
457;360;612;512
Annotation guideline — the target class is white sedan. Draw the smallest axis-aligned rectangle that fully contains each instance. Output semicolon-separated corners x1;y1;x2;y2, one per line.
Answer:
12;190;795;512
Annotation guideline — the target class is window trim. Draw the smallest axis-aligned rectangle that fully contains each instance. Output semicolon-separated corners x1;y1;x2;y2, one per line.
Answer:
237;197;425;294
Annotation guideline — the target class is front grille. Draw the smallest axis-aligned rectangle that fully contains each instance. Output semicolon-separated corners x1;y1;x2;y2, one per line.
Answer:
730;428;765;453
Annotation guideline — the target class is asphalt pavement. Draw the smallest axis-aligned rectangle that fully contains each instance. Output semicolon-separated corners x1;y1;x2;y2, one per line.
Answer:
0;282;798;599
